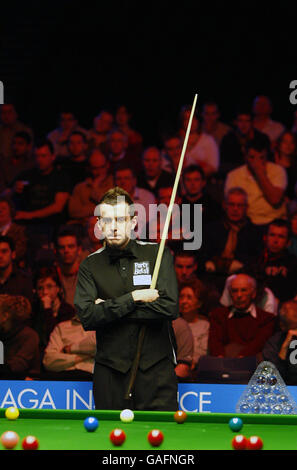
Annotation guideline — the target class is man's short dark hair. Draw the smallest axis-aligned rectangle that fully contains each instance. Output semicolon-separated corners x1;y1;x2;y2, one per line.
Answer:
35;138;54;154
0;235;15;252
68;130;87;144
13;131;32;145
114;164;136;179
95;186;135;217
246;134;271;154
267;218;291;238
182;164;206;181
54;225;82;247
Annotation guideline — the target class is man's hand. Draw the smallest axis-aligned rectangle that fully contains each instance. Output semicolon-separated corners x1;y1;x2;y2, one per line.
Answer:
246;154;266;177
132;289;159;303
40;295;53;310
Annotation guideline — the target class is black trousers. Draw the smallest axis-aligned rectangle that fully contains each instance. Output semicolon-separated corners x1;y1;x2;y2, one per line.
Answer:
93;357;178;411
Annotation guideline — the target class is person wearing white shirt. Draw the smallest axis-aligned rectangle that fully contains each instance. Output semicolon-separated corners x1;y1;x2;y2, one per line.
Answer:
225;137;287;226
252;95;285;144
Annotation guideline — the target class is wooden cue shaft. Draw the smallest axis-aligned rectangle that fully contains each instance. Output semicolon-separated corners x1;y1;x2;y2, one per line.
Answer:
150;93;198;289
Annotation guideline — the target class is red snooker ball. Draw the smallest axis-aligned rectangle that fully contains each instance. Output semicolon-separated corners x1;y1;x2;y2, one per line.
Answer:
109;429;126;446
246;436;263;450
147;429;164;447
231;434;247;450
22;435;39;450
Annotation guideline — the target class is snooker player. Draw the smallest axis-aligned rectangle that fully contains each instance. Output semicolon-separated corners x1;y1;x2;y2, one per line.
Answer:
74;186;179;410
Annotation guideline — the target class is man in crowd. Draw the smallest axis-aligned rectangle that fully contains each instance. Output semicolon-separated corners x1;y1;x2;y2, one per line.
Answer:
0;104;33;160
208;273;276;358
137;146;175;198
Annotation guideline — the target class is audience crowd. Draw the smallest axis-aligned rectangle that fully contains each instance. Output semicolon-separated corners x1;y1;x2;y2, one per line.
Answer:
0;96;297;384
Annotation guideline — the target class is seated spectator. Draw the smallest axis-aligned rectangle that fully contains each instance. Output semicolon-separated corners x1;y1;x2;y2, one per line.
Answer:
201;101;231;145
208;273;276;358
31;266;76;356
203;187;263;276
9;139;71;254
220;109;271;175
179;278;210;367
0;197;28;267
172;317;194;381
68;149;113;224
252;95;285;145
0;131;34;191
137;146;175;197
273;131;297;200
81;216;103;258
181;164;222;226
220;275;279;316
47;110;87;158
249;219;297;303
0;104;33;160
114;104;143;157
162;134;183;174
54;226;83;306
42;313;96;381
0;294;40;379
107;129;142;175
87;110;114;154
0;235;33;303
262;300;297;384
174;251;198;284
288;209;297;257
114;165;156;237
55;131;90;191
224;136;288;226
178;104;219;177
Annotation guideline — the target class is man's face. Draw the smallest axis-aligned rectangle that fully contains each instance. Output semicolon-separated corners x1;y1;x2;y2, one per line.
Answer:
164;137;182;164
246;148;267;171
60;113;77;132
279;133;296;156
68;134;87;157
89;152;108;179
142;149;162;178
236;114;253;135
12;136;31;158
56;236;81;265
279;304;297;331
0;243;15;269
94;112;113;133
109;132;127;156
179;286;199;315
253;96;271;116
35;145;55;172
229;275;256;311
115;170;136;196
181;110;199;133
98;202;137;248
36;277;60;302
266;225;289;254
0;105;17;126
224;192;247;223
115;106;130;126
158;187;173;206
0;202;11;226
202;104;219;126
183;171;205;197
174;256;197;282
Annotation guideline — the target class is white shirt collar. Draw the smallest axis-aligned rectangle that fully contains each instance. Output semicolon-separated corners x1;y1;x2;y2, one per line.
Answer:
228;303;257;319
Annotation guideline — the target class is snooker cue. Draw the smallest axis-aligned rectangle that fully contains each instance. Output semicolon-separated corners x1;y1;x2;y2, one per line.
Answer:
124;94;198;404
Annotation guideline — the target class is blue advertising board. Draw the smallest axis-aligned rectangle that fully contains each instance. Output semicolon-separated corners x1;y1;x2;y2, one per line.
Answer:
0;380;297;412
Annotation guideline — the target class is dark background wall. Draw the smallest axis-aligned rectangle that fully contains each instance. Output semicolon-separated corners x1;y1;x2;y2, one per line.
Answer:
1;2;296;144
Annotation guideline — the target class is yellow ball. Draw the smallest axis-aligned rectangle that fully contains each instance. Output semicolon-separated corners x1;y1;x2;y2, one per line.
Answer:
5;407;19;420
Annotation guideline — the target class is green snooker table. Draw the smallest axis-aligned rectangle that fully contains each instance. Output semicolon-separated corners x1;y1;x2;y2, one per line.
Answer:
1;408;297;451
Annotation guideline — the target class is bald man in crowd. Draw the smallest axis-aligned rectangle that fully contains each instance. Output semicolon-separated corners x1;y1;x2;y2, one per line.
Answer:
208;273;276;358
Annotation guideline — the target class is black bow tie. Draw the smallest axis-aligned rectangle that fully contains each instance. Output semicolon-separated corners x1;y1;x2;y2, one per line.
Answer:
107;248;136;264
232;310;250;319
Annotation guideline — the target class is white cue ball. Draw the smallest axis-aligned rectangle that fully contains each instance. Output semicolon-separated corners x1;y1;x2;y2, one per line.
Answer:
120;409;134;423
